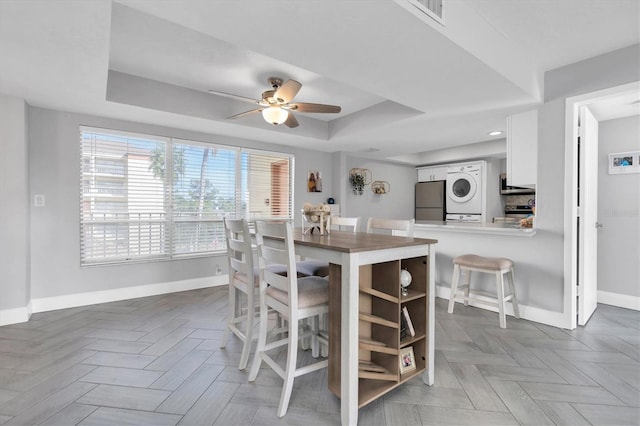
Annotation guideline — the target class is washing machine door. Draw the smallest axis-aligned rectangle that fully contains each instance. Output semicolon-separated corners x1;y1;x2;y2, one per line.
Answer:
447;172;477;203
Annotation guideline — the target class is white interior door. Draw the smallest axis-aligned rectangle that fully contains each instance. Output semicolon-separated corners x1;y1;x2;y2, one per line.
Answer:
578;106;599;325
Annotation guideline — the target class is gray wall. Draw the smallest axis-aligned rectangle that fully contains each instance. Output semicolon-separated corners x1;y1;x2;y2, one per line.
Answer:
340;155;416;231
597;115;640;298
545;44;640;102
28;107;334;301
0;95;30;311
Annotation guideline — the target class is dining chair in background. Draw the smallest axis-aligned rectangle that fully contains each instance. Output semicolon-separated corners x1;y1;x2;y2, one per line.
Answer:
327;215;359;232
248;220;329;417
366;217;415;237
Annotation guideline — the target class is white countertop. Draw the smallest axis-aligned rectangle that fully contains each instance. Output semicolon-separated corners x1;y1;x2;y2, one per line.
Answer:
414;221;536;237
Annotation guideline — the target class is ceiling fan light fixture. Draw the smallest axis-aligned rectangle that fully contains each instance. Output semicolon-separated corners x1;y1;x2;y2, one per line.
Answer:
262;106;288;125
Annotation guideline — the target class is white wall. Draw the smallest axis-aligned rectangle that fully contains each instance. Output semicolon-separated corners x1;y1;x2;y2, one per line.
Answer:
0;95;30;321
597;115;640;299
27;107;334;302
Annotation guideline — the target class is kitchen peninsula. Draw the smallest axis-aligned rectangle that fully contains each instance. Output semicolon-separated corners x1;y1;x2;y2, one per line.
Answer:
415;220;536;237
412;213;567;329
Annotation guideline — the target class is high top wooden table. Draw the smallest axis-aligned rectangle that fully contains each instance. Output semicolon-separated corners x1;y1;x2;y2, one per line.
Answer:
292;229;437;425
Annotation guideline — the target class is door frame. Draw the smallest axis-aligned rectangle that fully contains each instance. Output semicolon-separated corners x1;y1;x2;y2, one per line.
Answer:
563;81;640;329
577;105;599;325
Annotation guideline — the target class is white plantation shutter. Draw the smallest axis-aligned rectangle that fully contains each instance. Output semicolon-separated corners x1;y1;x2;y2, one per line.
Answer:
80;128;169;264
80;129;293;265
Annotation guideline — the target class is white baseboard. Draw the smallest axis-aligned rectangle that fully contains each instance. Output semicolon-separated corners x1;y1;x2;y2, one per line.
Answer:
436;284;569;329
598;290;640;311
0;275;228;326
0;300;32;326
31;275;228;314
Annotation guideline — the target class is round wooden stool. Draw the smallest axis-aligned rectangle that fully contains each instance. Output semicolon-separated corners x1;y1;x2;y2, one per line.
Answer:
447;254;520;328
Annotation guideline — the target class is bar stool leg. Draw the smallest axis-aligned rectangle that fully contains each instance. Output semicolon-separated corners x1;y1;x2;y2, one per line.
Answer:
496;271;507;329
463;270;471;306
297;319;307;350
238;289;254;370
448;264;461;314
311;315;320;358
278;315;299;418
220;282;236;349
507;267;520;319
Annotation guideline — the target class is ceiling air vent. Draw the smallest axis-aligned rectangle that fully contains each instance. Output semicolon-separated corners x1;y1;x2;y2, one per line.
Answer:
408;0;444;25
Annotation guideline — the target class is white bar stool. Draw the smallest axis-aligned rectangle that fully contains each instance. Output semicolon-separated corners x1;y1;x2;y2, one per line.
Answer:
447;254;520;328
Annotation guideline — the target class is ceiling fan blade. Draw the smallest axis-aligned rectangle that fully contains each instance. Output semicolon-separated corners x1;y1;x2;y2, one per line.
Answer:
208;89;259;105
274;79;302;103
289;102;342;113
228;108;262;120
284;112;299;128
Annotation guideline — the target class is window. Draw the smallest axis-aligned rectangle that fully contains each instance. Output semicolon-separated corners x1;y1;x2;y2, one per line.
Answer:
80;128;293;265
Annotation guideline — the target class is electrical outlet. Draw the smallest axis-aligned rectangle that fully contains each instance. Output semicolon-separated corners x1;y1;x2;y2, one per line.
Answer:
34;194;45;207
215;264;222;275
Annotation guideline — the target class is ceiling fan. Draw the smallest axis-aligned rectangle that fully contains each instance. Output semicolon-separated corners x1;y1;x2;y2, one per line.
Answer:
208;77;341;128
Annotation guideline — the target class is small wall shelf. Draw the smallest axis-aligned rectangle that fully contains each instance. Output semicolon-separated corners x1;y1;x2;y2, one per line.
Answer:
349;168;372;195
371;180;390;194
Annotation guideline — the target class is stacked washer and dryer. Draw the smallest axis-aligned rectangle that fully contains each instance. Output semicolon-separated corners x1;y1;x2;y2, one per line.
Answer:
445;161;485;223
415;159;504;224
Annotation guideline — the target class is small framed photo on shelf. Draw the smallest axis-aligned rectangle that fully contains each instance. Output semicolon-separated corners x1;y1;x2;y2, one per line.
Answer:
608;151;640;174
399;346;416;374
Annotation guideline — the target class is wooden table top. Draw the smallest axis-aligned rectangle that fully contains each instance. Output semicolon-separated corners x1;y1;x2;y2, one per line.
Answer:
293;229;438;253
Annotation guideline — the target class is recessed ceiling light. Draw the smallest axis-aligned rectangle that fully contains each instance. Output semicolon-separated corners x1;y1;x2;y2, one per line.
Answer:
488;130;503;136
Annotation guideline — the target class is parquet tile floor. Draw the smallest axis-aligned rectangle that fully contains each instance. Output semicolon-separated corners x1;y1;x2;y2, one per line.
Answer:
0;286;638;425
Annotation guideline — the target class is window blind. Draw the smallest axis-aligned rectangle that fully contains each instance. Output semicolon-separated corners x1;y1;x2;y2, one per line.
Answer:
80;128;293;265
80;129;169;264
171;140;237;256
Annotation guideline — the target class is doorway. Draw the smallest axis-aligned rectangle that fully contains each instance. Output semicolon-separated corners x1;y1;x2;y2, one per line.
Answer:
564;81;640;329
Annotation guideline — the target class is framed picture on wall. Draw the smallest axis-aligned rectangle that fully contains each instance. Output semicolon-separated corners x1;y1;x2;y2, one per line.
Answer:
307;170;323;192
608;151;640;174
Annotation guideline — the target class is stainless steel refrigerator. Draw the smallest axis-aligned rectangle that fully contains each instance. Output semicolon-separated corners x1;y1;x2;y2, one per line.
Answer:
415;181;446;221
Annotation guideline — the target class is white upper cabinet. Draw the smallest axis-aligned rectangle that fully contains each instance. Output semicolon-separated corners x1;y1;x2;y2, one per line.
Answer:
506;109;537;187
417;165;448;182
